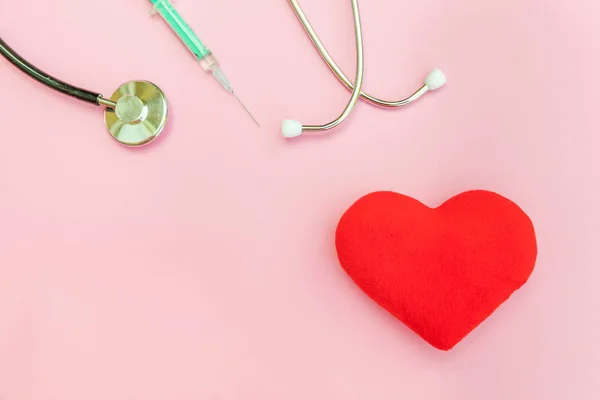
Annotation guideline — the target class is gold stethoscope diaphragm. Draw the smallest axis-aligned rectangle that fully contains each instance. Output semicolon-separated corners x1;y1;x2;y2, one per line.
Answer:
104;81;168;146
0;37;168;147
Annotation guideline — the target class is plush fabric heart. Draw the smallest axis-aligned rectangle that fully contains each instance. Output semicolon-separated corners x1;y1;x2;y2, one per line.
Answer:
335;190;537;351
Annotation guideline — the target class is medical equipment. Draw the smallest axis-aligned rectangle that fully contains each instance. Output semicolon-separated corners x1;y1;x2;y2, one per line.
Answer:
0;37;168;147
149;0;259;126
281;0;447;138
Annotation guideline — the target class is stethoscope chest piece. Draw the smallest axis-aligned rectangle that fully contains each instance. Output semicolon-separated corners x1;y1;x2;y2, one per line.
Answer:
104;80;168;146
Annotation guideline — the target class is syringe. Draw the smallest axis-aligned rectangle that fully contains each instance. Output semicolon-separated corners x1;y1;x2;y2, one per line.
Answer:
149;0;259;126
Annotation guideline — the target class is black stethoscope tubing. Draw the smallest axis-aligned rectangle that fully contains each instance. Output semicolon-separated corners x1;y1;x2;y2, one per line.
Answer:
1;35;169;146
0;36;104;106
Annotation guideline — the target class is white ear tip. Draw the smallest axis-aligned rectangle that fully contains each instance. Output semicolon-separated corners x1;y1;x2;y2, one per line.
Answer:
282;120;303;138
424;68;446;91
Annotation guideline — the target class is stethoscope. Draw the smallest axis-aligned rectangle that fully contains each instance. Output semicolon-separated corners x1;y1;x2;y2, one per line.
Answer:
281;0;447;139
0;37;168;147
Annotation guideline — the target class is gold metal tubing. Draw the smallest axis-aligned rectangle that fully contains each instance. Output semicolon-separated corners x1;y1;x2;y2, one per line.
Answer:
288;0;427;109
292;0;364;132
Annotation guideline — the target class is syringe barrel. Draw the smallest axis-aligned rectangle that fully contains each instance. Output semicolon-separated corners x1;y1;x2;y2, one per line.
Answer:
150;0;211;60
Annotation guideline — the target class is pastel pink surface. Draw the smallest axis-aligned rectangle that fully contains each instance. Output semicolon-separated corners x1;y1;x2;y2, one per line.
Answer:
1;0;599;398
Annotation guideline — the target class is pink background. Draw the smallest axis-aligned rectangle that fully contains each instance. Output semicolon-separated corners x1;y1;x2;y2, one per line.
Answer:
1;0;599;398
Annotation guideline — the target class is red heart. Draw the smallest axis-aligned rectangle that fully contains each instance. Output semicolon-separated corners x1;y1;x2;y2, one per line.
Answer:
335;190;537;351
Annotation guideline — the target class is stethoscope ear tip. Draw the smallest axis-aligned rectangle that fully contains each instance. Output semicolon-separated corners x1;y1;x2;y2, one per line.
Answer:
282;119;303;139
425;68;447;91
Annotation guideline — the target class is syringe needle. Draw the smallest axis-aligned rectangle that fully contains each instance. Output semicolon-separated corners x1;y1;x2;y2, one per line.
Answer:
148;1;259;127
233;92;260;127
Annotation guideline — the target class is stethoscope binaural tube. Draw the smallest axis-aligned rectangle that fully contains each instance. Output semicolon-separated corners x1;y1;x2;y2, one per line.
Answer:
0;36;168;147
281;0;447;139
282;0;365;139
